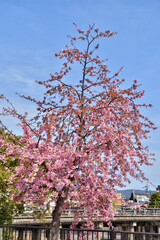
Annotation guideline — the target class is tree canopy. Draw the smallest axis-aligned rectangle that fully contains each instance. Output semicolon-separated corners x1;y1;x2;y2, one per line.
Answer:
149;193;160;208
0;24;156;239
0;129;24;224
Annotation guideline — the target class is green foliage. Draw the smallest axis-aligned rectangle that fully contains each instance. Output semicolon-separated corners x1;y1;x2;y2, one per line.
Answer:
149;192;160;208
0;172;24;224
0;129;24;224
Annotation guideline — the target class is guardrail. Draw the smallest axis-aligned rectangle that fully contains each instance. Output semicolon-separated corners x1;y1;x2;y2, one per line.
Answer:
20;208;160;218
115;208;160;216
1;225;160;240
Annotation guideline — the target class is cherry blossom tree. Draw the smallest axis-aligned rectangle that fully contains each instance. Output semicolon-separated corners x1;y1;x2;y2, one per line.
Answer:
0;24;156;240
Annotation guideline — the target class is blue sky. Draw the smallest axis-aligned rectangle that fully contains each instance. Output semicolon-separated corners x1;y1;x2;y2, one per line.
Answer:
0;0;160;191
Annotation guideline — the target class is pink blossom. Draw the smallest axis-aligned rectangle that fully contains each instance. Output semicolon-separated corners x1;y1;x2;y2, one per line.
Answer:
0;24;156;234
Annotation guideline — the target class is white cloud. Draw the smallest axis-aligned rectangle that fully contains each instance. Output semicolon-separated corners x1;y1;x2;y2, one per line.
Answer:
0;67;35;88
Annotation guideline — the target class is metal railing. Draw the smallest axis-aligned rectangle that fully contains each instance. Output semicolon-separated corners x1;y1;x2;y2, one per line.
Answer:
1;225;160;240
20;208;160;218
115;208;160;216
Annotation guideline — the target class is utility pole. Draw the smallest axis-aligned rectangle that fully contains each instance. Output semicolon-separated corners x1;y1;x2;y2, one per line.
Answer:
145;184;149;194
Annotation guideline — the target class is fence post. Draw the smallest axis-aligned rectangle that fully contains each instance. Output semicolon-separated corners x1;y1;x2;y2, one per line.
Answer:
110;230;115;240
32;228;41;240
60;229;65;240
18;228;23;240
46;229;51;240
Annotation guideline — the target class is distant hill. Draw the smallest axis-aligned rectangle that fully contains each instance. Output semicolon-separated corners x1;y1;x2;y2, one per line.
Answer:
117;189;156;200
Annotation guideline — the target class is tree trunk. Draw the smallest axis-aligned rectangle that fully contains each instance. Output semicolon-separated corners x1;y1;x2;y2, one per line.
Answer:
50;186;69;240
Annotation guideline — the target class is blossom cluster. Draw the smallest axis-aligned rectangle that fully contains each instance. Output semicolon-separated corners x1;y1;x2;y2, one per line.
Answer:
0;24;156;227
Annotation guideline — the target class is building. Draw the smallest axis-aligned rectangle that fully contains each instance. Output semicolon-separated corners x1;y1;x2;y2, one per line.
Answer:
129;191;150;205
